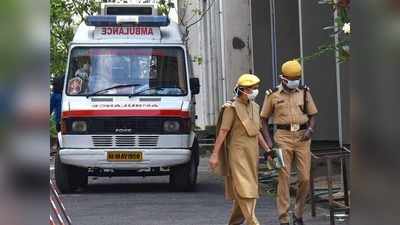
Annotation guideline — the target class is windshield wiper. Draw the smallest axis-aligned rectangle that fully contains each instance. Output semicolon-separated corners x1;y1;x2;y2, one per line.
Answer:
86;84;143;98
128;87;166;98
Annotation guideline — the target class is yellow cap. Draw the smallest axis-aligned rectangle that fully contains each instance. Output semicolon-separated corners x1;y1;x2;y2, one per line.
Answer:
236;74;260;87
281;60;302;78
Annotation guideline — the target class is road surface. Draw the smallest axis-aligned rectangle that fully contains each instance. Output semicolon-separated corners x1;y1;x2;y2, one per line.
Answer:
59;157;339;225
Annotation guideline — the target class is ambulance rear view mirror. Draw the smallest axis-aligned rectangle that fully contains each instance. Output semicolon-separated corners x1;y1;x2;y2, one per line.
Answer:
190;78;200;95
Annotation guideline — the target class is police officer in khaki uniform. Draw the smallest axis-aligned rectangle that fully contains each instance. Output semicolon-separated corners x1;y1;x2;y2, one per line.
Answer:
260;60;318;225
209;74;272;225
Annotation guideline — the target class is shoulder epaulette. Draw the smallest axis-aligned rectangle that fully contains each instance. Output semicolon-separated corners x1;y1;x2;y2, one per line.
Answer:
300;84;310;91
265;87;278;96
222;100;234;108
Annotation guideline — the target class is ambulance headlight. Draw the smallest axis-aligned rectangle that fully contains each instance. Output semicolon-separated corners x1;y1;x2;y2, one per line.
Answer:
163;121;180;133
72;121;88;133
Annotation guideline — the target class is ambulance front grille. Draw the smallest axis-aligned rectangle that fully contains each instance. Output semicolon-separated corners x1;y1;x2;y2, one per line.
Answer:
137;136;159;147
92;135;159;147
92;136;113;147
115;136;136;146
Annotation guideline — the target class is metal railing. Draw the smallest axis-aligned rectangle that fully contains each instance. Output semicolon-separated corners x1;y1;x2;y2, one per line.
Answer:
50;179;72;225
310;146;351;225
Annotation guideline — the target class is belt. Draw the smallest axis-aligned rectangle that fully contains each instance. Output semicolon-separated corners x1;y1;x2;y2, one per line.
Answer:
276;124;308;131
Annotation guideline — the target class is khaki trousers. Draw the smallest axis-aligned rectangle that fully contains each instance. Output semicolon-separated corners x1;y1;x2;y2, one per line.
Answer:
228;190;260;225
274;129;311;223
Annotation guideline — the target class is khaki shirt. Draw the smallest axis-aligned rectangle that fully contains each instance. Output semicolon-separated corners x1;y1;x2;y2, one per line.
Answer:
260;85;318;125
219;97;260;199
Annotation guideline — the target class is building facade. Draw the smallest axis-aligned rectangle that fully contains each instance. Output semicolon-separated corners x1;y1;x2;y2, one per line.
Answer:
182;0;349;143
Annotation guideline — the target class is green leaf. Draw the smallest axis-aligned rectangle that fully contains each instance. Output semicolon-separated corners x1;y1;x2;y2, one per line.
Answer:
50;0;100;76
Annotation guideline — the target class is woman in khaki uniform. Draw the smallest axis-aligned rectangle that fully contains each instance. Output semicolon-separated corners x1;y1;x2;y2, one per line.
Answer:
209;74;271;225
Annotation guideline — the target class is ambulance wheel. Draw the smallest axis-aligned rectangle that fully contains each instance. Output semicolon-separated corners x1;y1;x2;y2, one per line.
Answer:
169;138;199;192
55;153;88;193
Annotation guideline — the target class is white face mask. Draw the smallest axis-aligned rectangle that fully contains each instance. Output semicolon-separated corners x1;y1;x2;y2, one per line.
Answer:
281;75;300;89
247;89;259;100
235;87;259;100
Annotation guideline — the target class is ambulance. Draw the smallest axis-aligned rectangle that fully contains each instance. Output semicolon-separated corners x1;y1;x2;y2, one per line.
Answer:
55;3;200;193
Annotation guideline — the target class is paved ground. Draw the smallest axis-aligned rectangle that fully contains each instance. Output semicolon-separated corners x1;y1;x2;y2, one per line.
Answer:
60;157;345;225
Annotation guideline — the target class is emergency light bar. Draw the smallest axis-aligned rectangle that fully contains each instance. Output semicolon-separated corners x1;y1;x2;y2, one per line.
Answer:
85;15;170;27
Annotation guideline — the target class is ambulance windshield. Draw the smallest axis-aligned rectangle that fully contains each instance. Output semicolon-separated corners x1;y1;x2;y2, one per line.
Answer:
66;47;188;96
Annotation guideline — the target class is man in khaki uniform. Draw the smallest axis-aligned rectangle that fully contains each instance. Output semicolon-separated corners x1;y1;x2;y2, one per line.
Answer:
260;60;318;225
209;74;271;225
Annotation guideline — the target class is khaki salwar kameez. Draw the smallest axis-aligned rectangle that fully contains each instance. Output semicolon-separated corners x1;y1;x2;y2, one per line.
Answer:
215;97;261;225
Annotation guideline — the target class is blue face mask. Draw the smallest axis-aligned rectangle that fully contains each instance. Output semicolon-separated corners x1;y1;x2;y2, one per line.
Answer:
281;75;300;89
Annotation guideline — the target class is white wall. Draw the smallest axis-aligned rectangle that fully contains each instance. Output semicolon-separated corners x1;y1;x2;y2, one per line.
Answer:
220;0;253;94
181;0;253;129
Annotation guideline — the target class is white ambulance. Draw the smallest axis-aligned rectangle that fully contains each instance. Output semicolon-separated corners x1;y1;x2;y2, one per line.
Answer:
55;3;200;193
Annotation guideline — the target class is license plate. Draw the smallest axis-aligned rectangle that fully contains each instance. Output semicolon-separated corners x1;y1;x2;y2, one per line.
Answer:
107;151;143;161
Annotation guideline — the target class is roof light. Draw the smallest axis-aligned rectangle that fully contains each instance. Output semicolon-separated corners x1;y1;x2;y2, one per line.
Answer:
85;15;170;27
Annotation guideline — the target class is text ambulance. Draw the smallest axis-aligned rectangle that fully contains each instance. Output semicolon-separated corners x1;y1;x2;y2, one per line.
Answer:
55;3;200;193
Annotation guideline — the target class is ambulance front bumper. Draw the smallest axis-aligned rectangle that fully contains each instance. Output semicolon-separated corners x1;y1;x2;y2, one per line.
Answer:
59;148;191;169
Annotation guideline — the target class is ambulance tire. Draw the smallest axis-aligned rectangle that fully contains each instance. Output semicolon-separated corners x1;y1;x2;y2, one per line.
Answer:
55;153;88;193
169;138;199;192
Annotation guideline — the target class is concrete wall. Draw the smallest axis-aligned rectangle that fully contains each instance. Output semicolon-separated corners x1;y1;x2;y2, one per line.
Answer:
182;0;253;129
220;0;253;95
301;1;350;143
178;0;223;129
250;0;300;104
251;0;350;143
182;0;349;143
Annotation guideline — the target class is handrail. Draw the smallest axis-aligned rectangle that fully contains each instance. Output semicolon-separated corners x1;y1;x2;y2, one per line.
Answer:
50;179;72;225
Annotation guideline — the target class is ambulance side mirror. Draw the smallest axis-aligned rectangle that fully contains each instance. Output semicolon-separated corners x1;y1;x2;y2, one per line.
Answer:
190;78;200;95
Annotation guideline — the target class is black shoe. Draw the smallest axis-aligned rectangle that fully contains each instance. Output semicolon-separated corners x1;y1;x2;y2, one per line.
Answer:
293;216;304;225
280;223;289;225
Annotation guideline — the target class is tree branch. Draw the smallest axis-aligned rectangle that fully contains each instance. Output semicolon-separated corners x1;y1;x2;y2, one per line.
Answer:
70;0;85;22
178;1;188;26
185;0;217;30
